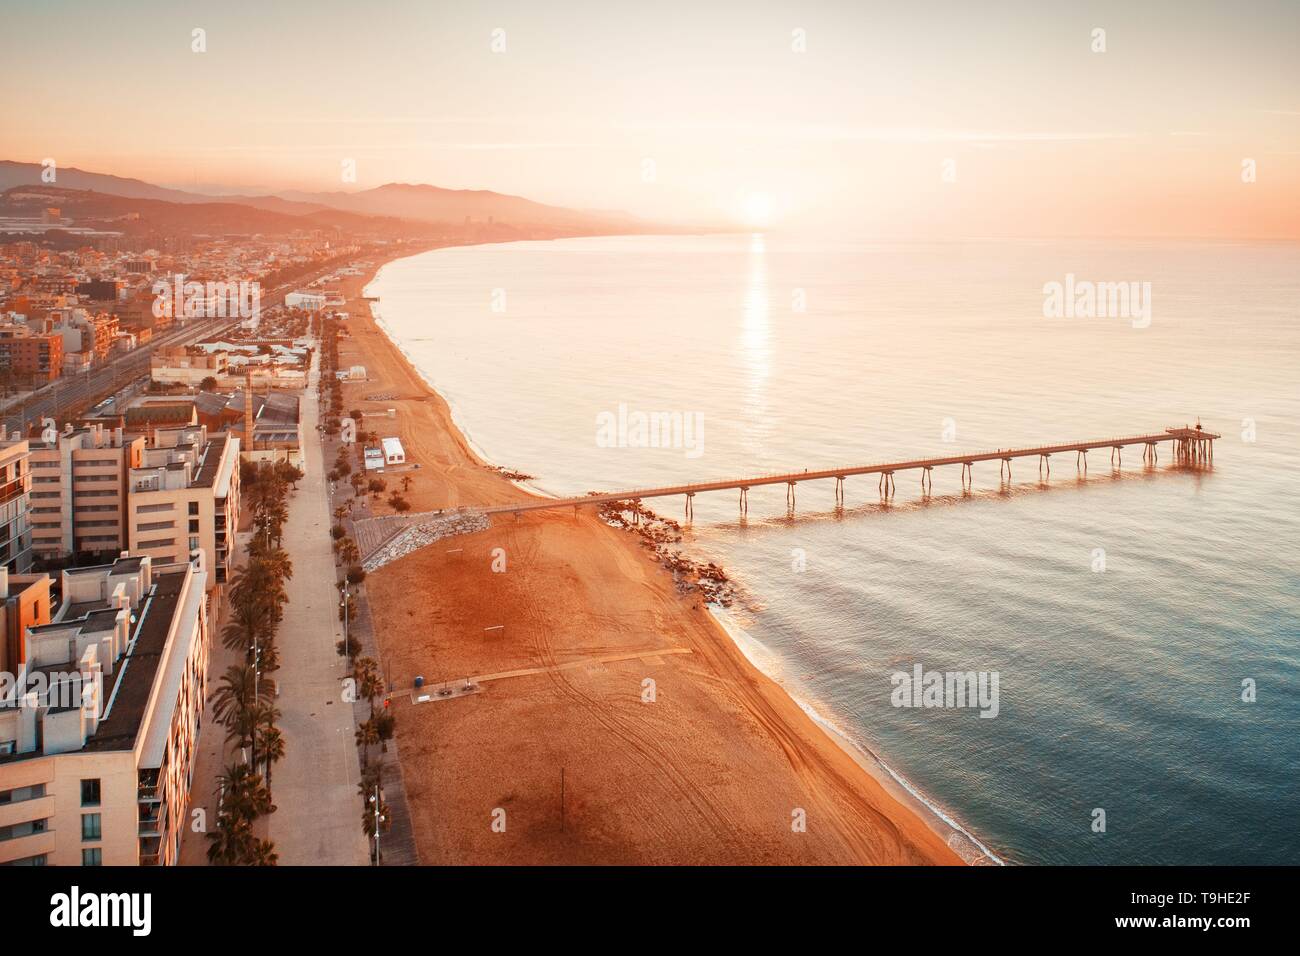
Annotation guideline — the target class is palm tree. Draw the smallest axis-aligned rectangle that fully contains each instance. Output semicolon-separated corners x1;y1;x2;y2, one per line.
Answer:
210;664;267;736
400;474;413;493
256;722;285;789
355;657;383;717
206;811;254;865
245;838;279;866
337;537;360;567
206;762;276;864
355;718;380;769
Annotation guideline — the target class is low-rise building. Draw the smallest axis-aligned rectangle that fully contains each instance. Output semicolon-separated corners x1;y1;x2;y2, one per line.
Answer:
381;436;405;466
194;389;304;474
149;345;228;387
284;290;325;311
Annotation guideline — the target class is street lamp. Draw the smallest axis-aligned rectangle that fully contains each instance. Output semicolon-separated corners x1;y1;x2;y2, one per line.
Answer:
368;786;384;865
340;581;350;667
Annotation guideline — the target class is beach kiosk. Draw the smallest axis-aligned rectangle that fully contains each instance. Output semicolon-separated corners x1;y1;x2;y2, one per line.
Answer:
381;436;406;466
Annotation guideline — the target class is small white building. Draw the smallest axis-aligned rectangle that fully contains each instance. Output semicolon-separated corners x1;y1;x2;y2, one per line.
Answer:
363;447;384;472
284;291;325;311
381;437;405;466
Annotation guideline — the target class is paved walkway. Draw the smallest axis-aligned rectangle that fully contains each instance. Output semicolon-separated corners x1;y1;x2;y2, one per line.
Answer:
178;533;250;865
267;349;369;865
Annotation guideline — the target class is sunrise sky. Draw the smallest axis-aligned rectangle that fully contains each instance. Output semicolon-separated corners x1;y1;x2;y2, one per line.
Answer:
2;0;1297;237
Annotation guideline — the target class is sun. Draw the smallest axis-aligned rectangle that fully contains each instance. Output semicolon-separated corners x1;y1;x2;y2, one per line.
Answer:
741;192;773;228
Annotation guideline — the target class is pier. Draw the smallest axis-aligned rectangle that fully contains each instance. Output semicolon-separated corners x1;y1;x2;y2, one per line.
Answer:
483;425;1219;519
355;426;1219;569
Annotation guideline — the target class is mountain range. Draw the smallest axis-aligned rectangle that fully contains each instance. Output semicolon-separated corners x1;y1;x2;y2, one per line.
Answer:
0;160;648;232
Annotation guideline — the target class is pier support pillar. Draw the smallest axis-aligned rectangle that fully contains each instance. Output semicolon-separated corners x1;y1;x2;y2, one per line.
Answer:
786;482;797;510
739;486;748;515
834;476;845;507
961;461;973;491
684;492;694;521
1039;454;1050;478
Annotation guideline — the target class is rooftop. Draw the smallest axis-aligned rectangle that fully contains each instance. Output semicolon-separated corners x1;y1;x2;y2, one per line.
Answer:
192;433;229;488
82;570;185;753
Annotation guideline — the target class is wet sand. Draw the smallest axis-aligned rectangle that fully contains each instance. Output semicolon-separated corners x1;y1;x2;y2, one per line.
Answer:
337;244;967;865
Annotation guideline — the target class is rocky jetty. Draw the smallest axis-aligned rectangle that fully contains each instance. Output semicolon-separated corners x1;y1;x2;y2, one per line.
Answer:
598;499;737;607
362;511;490;572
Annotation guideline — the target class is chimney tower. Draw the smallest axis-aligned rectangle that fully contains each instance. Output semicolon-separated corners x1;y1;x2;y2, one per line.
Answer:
243;366;255;451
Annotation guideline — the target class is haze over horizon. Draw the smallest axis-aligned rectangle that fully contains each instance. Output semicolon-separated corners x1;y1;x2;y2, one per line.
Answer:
2;0;1298;237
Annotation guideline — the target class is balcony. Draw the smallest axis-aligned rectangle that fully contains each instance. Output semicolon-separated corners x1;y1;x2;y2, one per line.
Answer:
137;769;161;803
0;477;27;507
0;794;54;831
138;834;162;866
0;827;55;866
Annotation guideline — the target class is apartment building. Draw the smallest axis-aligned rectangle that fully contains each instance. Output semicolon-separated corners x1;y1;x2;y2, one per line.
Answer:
0;556;210;866
0;325;63;385
126;426;239;586
0;568;53;680
0;439;33;573
27;423;146;562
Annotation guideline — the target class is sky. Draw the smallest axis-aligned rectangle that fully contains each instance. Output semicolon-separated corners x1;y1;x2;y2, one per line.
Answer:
1;0;1297;237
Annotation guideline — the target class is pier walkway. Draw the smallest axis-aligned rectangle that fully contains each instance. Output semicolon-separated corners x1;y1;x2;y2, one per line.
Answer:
482;424;1219;519
354;425;1218;566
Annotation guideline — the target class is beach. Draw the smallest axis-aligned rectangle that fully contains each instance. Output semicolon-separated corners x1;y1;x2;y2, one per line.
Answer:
329;243;969;865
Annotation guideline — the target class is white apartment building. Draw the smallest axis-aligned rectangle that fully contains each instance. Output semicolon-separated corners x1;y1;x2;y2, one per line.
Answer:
126;426;239;586
0;556;210;866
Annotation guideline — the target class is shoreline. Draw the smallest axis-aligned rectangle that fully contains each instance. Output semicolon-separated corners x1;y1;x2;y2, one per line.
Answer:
341;239;975;865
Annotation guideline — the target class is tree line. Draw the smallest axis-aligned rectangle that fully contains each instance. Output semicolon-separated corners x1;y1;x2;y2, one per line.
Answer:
205;460;302;865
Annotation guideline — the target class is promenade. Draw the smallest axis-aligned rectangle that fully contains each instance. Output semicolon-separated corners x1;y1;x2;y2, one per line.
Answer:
266;349;369;864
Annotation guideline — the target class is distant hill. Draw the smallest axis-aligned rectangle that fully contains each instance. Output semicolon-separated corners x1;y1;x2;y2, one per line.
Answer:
0;185;420;237
278;182;640;229
0;160;652;233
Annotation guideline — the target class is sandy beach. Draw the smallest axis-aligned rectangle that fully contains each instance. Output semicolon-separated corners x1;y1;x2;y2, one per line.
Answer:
336;244;969;865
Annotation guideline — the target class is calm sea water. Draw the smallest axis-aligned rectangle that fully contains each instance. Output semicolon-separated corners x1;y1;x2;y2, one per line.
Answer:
368;234;1300;865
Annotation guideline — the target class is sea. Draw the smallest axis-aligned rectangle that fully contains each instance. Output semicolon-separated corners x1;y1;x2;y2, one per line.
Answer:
367;233;1300;865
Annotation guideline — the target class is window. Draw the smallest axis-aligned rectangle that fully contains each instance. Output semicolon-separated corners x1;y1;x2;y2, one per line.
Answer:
81;848;102;866
188;501;199;516
189;518;200;534
81;778;100;807
81;813;101;841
